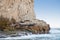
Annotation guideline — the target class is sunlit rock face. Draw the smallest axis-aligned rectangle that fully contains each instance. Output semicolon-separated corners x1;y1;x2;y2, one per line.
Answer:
0;0;50;34
0;0;36;22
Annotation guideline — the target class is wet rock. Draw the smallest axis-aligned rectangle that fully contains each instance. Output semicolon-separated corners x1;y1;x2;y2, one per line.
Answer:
0;35;7;38
10;34;21;37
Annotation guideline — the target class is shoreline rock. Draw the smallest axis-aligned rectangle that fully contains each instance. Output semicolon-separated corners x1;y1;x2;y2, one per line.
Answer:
0;0;50;34
15;19;50;34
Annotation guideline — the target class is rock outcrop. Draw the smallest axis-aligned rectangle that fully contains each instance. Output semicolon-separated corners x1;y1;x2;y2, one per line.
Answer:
16;20;50;34
0;0;50;34
0;0;35;22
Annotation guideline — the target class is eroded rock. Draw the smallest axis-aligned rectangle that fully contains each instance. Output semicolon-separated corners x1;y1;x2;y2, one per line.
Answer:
15;20;50;34
0;0;50;34
0;0;35;22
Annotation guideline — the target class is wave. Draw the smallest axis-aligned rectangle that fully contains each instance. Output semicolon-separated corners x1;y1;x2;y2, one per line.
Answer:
0;28;60;40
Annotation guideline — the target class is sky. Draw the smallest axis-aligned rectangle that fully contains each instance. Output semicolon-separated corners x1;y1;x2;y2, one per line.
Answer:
34;0;60;28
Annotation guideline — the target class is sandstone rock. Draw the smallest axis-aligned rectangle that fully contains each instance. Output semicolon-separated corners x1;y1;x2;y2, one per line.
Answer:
0;0;35;22
42;24;50;33
17;20;50;34
0;0;50;34
25;24;50;34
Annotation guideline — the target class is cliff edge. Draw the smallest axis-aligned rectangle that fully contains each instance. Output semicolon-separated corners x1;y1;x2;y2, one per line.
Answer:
0;0;50;34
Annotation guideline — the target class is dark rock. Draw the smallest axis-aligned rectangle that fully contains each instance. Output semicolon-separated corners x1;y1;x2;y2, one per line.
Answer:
10;34;21;37
0;35;7;38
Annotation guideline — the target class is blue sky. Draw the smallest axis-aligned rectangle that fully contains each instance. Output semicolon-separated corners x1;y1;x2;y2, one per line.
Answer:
34;0;60;28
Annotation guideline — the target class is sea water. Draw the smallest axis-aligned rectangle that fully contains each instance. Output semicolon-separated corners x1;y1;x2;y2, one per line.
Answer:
0;28;60;40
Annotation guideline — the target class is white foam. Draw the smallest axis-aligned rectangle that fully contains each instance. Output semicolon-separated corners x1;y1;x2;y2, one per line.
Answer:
4;34;56;39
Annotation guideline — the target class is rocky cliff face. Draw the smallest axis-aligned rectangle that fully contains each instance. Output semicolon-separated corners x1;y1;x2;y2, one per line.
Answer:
0;0;50;34
0;0;36;22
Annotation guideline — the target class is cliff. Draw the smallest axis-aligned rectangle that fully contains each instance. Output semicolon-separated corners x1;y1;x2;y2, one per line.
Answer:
0;0;50;34
0;0;35;22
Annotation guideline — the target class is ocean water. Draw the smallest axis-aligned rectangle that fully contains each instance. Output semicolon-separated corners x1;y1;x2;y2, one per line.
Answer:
0;28;60;40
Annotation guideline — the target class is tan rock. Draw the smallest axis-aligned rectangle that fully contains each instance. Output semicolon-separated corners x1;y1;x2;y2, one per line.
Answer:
22;24;50;34
0;0;35;22
42;24;50;33
0;0;50;34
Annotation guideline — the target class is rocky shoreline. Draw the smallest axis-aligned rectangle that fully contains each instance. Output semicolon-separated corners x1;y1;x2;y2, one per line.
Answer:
0;19;50;38
0;0;50;38
15;19;50;34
